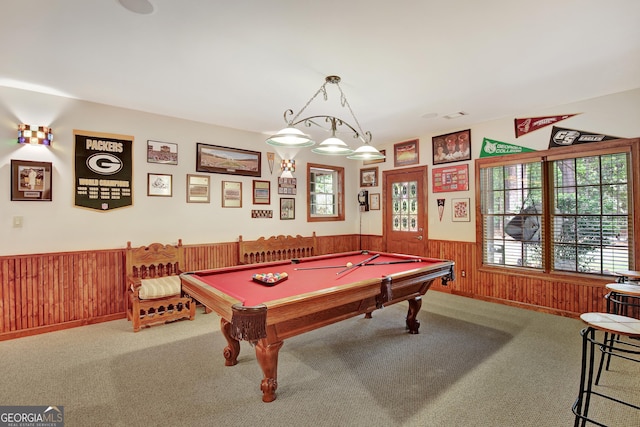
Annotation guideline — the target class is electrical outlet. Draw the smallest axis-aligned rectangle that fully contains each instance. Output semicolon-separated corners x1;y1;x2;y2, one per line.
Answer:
461;270;466;277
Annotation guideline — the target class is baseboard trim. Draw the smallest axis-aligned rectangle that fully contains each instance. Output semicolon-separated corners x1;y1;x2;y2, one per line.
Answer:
0;313;126;341
448;290;580;319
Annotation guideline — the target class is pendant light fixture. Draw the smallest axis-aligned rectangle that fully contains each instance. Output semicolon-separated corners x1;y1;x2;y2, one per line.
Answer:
265;75;384;160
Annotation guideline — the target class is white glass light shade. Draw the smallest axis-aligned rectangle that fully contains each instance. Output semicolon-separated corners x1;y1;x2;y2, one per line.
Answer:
346;143;385;160
265;127;315;147
311;136;354;155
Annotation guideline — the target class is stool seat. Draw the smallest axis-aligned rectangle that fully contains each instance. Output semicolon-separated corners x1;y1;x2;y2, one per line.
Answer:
605;283;640;296
614;270;640;280
613;270;640;285
580;312;640;336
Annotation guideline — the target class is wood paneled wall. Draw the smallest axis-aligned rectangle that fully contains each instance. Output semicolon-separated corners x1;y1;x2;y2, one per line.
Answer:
1;250;127;340
425;239;609;316
0;235;611;340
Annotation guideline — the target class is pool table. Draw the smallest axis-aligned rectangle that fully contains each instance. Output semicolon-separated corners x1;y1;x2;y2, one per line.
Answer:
180;250;454;402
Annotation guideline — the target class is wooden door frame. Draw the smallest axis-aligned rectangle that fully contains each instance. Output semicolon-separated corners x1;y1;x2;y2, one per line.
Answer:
382;165;428;253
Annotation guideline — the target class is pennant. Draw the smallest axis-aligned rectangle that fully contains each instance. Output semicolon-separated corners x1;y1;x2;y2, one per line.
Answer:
480;138;536;158
267;152;275;174
548;126;620;148
437;199;445;221
514;114;579;138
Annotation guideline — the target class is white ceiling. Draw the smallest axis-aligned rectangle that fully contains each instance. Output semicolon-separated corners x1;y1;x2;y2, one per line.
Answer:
2;0;639;146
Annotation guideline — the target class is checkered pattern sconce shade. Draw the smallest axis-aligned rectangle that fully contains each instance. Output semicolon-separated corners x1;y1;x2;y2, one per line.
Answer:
281;159;295;173
18;124;53;145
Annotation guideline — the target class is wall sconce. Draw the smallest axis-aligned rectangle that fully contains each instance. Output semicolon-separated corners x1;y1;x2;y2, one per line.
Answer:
281;159;295;178
18;124;53;146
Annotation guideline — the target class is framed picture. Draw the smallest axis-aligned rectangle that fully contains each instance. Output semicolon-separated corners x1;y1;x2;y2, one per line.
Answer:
147;173;172;197
360;167;378;187
363;149;386;165
147;140;178;165
222;181;242;207
186;174;210;203
253;180;270;204
433;129;471;164
280;198;295;220
452;198;471;222
369;193;381;210
432;164;469;193
196;143;261;177
394;139;419;167
11;159;52;201
278;177;297;195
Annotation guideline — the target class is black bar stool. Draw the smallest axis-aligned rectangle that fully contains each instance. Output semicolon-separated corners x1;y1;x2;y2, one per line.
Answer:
572;312;640;427
596;283;640;384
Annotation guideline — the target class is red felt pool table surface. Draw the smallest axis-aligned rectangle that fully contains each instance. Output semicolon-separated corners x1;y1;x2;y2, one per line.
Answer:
180;250;454;402
192;251;443;306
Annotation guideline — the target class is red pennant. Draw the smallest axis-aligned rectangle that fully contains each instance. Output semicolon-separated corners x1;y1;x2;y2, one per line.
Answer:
514;114;579;138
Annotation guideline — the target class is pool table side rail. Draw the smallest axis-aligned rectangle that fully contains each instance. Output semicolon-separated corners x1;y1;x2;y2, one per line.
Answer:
180;271;243;320
262;260;454;312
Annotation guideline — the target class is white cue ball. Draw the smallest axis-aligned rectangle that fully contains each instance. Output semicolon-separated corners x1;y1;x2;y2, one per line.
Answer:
346;262;353;268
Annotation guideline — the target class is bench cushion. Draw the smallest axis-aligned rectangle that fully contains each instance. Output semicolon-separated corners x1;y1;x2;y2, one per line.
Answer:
139;276;181;300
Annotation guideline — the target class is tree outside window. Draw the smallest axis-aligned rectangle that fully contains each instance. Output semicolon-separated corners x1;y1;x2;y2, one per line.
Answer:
307;163;345;222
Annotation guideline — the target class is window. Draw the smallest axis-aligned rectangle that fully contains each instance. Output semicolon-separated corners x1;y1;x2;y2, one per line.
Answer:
477;139;637;276
307;163;345;222
480;161;543;268
391;181;420;231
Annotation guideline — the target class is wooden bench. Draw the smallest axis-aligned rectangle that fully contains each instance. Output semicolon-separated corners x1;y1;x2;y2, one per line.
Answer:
125;239;196;332
238;232;317;264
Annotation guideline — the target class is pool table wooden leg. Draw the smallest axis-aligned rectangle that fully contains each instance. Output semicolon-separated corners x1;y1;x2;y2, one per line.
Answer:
406;297;422;334
255;339;284;402
220;318;240;366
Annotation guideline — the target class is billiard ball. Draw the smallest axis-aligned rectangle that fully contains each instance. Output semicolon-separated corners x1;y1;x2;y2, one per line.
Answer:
346;262;353;268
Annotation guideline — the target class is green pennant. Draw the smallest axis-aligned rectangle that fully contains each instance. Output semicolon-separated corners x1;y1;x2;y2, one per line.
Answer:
480;137;536;157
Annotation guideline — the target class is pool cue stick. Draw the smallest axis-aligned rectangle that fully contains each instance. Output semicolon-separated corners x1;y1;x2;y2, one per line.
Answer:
363;259;422;265
294;265;345;270
336;253;380;275
294;257;420;271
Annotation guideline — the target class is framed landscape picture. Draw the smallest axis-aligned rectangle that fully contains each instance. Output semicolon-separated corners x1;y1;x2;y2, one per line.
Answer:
196;143;261;177
147;140;178;165
394;139;419;167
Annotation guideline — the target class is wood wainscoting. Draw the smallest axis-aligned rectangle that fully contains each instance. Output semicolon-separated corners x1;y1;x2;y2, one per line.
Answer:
425;239;609;317
0;235;610;341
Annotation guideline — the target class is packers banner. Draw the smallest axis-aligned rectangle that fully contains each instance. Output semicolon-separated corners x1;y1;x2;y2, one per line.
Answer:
74;130;133;211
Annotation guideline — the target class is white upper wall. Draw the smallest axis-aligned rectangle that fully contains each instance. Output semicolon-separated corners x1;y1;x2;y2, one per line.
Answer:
0;87;359;256
360;88;640;242
1;86;639;255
